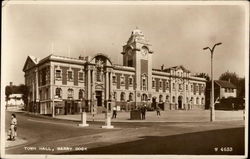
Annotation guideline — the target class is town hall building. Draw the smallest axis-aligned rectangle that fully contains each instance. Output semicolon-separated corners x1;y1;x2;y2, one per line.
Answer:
23;29;206;116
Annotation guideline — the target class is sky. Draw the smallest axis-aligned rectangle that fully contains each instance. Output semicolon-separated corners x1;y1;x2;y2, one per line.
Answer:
2;2;248;86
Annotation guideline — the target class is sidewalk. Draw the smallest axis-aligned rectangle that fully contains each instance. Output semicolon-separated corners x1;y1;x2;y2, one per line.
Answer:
55;110;245;123
5;133;27;148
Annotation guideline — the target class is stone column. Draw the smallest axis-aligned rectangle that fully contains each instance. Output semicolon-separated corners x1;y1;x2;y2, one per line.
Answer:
102;112;114;129
78;112;89;127
50;65;55;117
35;68;39;101
87;68;91;111
105;71;109;101
109;72;113;100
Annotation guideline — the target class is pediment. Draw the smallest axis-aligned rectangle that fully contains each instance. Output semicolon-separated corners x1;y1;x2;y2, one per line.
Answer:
23;56;38;71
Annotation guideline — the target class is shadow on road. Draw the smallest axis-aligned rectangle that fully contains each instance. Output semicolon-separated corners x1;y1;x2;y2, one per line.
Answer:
64;127;244;155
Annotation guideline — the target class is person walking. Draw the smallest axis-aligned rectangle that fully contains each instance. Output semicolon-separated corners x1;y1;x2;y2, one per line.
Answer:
141;104;147;120
156;104;161;116
112;106;117;119
8;114;17;141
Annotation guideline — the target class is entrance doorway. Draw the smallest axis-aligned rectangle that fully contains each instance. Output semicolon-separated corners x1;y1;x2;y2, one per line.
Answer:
96;91;102;106
178;96;182;109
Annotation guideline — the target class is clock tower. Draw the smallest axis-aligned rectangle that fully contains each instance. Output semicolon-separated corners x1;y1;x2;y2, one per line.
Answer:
121;28;153;100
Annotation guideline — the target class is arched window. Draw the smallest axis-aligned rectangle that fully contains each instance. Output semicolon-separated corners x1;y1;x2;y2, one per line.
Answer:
190;97;194;104
172;83;175;90
159;81;162;89
141;94;147;101
120;92;125;101
129;93;133;101
79;89;84;99
159;94;163;102
166;81;169;90
201;98;204;105
166;95;169;102
68;89;74;99
55;88;62;98
141;74;147;91
172;96;175;103
196;97;199;105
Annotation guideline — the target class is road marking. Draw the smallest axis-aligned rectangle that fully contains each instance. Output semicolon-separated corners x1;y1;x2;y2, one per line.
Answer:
27;119;76;126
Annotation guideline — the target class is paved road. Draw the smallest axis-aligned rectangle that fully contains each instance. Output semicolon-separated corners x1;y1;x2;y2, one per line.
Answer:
5;111;245;155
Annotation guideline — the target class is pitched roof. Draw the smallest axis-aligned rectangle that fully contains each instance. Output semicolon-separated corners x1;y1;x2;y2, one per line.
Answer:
215;80;236;89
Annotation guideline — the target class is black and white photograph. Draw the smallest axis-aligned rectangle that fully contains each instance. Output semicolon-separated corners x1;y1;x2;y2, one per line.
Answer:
1;1;249;159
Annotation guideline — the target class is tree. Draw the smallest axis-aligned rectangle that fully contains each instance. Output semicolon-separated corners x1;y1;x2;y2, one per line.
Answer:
219;71;239;87
18;84;29;106
5;86;13;101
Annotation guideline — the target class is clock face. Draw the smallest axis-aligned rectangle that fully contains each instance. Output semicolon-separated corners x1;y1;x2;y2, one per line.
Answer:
141;47;148;56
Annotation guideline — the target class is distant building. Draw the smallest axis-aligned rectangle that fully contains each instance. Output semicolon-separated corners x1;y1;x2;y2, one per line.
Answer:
6;94;24;110
23;29;206;116
214;80;237;99
205;80;237;109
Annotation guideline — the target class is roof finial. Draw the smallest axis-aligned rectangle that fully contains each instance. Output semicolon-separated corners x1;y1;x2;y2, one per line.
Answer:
136;26;138;29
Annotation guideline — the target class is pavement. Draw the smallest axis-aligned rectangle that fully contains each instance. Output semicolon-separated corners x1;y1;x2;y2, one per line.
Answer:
4;110;246;155
55;109;245;122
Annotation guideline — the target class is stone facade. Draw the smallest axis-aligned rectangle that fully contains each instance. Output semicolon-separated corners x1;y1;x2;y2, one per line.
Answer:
23;29;206;116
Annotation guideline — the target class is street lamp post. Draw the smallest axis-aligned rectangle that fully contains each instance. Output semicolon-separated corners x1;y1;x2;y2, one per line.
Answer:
203;42;222;122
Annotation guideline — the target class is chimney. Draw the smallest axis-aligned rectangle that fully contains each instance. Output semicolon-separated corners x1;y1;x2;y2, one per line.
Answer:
79;55;85;60
10;82;13;87
161;64;164;71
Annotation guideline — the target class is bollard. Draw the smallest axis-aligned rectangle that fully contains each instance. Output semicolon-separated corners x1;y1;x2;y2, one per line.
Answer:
78;112;89;127
102;112;114;129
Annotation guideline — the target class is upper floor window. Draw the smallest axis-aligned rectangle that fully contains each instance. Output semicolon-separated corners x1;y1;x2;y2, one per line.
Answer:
141;74;147;91
159;81;162;89
172;83;175;90
142;79;146;87
186;84;188;91
179;84;183;90
166;81;169;90
129;77;133;85
112;75;117;83
152;80;155;88
68;71;73;81
191;85;193;92
79;72;84;81
120;76;125;85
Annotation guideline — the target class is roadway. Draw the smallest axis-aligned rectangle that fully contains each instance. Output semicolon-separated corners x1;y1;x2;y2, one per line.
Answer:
5;111;245;155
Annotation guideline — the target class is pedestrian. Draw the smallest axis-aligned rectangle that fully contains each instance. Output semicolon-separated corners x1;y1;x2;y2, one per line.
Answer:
8;114;17;141
112;106;117;119
141;104;147;120
156;104;161;116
